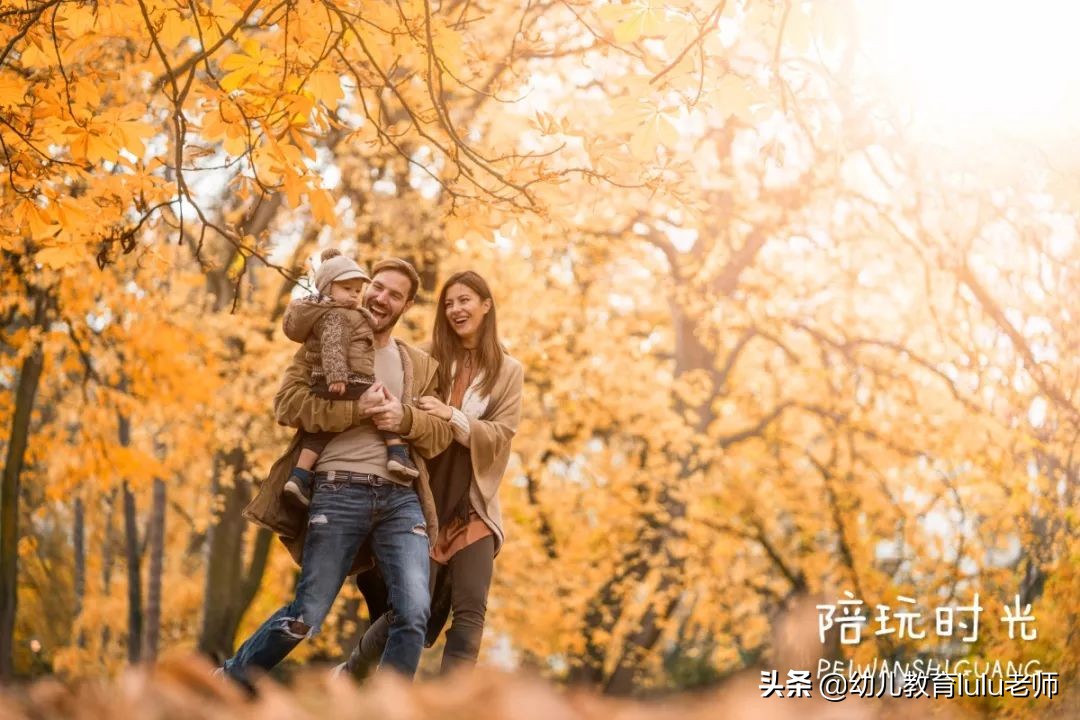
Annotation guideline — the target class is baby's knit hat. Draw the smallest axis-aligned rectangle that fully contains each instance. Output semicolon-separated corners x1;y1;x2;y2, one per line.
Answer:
314;248;370;296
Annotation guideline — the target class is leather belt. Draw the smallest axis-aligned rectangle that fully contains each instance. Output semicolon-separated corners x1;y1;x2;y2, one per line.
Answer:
315;470;392;486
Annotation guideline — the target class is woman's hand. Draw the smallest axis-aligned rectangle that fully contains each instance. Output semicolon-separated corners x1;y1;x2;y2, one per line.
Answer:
417;395;453;422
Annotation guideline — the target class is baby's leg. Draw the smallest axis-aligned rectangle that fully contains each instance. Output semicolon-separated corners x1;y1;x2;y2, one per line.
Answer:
383;432;419;479
300;430;336;462
284;431;337;507
296;448;321;470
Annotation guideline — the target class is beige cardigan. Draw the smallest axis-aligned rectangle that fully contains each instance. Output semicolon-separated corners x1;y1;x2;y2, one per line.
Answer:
454;353;524;556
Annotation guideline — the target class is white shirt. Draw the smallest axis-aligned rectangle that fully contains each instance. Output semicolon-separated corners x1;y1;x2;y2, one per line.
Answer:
447;361;489;448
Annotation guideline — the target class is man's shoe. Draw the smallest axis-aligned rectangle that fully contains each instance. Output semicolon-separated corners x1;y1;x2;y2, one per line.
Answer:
215;665;257;698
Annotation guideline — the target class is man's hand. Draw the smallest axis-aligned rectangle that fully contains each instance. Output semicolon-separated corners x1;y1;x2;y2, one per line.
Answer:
328;381;346;395
355;382;387;416
364;385;405;432
417;395;453;422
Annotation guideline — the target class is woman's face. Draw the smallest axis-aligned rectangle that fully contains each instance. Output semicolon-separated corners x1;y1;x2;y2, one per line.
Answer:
443;282;491;344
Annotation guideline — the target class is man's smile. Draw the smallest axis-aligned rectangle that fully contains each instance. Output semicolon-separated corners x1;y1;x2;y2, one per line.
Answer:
368;301;389;322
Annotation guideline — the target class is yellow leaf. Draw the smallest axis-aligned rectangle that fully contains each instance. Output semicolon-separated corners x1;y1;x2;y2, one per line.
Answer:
708;74;757;123
596;3;628;23
605;1;668;44
661;15;701;67
116;118;156;157
282;168;304;208
223;40;263;71
74;77;102;113
608;96;657;134
308;71;344;110
220;42;272;93
26;204;61;240
286;93;314;125
86;132;116;163
59;5;97;35
226;250;246;279
608;94;679;157
158;10;191;48
223;132;247;156
612;12;642;43
430;23;468;78
655;112;678;146
241;38;261;58
36;244;83;268
55;199;92;229
290;129;317;162
309;188;337;226
220;67;255;93
629;123;657;160
0;76;26;108
17;40;51;68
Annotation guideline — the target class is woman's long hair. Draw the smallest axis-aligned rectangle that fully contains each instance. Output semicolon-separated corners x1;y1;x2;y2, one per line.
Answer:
432;271;504;398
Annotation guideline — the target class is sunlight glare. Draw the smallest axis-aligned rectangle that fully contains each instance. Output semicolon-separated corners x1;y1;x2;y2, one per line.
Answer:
859;1;1080;135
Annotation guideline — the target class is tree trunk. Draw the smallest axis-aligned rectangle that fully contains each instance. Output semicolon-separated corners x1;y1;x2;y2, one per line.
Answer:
142;478;165;662
73;496;85;648
0;285;48;679
101;490;117;650
122;480;142;664
198;448;273;661
196;220;310;662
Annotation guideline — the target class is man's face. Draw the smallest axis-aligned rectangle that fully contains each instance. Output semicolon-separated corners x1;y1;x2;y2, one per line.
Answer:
364;270;413;333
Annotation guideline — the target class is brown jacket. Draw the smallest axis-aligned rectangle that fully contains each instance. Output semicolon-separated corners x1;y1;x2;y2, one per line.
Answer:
242;339;452;573
282;296;377;385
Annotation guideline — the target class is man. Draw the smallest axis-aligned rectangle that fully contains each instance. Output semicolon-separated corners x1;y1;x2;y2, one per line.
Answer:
227;257;451;687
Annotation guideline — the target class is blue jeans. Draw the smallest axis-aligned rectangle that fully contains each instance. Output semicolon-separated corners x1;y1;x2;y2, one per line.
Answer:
224;478;430;682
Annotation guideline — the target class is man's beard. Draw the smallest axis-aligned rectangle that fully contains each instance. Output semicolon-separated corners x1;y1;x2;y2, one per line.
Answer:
365;299;403;332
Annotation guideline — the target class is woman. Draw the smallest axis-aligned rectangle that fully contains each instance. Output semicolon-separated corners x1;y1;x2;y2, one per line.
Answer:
347;270;524;674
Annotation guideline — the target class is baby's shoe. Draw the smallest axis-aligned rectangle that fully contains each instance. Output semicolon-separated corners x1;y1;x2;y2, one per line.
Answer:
283;467;314;507
386;445;420;481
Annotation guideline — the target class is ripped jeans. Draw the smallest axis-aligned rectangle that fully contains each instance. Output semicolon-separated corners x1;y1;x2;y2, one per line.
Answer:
223;477;430;682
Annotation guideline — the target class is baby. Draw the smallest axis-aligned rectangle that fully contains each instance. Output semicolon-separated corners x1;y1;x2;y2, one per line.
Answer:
280;248;419;507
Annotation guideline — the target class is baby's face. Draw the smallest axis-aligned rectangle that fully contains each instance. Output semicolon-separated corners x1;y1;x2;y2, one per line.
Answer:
329;278;366;306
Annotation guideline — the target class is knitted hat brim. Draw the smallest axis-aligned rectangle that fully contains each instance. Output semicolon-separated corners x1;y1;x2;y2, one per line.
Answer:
332;269;370;283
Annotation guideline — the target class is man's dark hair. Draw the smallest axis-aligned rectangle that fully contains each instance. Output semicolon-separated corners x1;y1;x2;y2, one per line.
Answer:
371;258;421;301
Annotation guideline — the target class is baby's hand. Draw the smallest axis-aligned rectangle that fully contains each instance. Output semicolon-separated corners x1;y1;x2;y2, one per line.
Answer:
328;381;346;395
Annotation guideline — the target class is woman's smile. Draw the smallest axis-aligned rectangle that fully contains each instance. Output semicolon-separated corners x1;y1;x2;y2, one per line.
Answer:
444;282;491;343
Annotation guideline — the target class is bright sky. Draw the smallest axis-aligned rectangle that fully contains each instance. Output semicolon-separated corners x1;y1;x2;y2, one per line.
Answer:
857;0;1080;141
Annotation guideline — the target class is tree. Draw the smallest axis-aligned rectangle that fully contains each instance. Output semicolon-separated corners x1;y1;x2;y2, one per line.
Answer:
0;278;51;678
